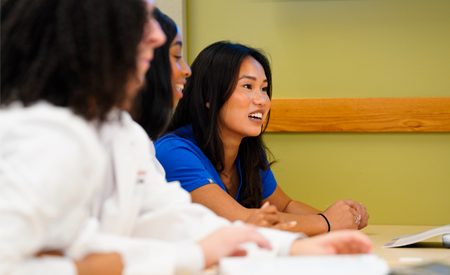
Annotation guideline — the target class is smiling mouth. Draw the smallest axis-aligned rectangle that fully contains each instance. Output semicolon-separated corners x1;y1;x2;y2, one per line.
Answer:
248;112;263;121
175;84;184;92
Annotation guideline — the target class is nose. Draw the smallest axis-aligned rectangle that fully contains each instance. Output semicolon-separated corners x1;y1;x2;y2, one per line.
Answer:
181;58;192;78
252;89;266;106
144;18;166;48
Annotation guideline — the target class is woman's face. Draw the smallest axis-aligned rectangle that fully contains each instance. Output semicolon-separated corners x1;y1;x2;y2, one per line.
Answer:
217;56;271;140
123;0;166;111
169;29;191;107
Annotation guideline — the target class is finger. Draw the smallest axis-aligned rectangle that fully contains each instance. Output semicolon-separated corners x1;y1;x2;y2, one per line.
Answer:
358;204;368;226
259;220;271;228
242;229;272;250
355;203;364;218
271;221;297;230
328;231;373;254
351;232;373;253
260;201;270;210
229;249;247;257
245;208;276;225
261;213;287;225
347;232;373;253
349;209;360;228
358;212;369;229
260;205;278;215
251;217;270;228
346;200;364;217
359;203;367;214
349;238;366;254
260;215;282;225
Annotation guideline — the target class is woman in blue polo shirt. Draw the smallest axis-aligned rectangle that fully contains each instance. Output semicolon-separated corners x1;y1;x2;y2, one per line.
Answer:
136;11;294;229
155;41;370;236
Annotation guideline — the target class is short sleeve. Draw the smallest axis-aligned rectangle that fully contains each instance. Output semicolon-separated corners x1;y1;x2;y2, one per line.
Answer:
260;167;277;199
155;139;214;192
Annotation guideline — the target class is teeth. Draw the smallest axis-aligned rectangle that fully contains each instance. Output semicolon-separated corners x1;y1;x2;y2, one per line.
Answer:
248;113;263;119
175;84;184;91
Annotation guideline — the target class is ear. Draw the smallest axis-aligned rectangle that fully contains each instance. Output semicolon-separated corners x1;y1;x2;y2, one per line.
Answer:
206;102;210;109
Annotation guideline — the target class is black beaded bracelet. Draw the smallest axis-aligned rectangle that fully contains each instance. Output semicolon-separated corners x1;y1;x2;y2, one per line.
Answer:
318;213;330;233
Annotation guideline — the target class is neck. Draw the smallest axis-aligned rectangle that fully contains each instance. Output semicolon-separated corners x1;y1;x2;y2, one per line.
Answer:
220;129;242;174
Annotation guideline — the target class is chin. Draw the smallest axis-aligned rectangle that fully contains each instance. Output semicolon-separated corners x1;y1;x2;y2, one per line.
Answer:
245;130;262;137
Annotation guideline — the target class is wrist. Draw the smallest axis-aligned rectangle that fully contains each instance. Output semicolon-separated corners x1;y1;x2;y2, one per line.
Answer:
317;213;330;233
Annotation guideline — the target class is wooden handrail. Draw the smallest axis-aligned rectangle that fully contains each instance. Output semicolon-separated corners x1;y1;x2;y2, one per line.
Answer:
265;97;450;132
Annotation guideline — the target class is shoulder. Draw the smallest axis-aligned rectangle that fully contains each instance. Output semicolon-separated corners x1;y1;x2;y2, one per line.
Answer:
98;110;157;163
155;127;212;172
0;102;102;153
155;126;200;153
101;109;152;150
121;111;150;139
0;102;106;204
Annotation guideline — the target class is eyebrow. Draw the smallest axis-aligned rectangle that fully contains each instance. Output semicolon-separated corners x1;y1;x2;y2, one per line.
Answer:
239;75;268;82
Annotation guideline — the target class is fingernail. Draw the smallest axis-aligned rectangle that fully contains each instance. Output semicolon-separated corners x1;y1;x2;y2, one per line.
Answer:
290;221;297;226
359;215;361;220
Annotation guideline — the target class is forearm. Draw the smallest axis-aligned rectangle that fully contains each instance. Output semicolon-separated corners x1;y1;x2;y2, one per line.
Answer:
277;212;328;236
67;222;185;275
283;200;321;215
217;207;255;223
190;186;255;223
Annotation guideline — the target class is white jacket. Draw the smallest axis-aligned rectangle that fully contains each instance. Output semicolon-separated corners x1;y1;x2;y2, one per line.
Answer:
0;102;302;275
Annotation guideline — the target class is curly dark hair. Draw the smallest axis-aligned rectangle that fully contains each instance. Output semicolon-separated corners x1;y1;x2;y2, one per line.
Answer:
1;0;148;121
167;41;274;208
133;8;178;141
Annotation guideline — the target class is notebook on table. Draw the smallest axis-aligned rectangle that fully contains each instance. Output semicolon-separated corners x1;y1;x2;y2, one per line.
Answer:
383;225;450;248
220;254;389;275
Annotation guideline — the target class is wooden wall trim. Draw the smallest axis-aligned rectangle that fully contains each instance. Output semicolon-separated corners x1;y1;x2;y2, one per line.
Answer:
265;97;450;132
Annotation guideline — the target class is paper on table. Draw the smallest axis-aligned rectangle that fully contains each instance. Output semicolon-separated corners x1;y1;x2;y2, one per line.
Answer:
383;224;450;248
220;254;389;275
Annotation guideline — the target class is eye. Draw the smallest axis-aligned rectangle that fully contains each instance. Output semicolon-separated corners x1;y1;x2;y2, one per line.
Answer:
243;84;252;89
262;86;268;93
174;55;182;61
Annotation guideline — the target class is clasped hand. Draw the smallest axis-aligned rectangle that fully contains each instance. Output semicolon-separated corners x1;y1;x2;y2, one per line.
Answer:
322;200;369;231
244;201;297;230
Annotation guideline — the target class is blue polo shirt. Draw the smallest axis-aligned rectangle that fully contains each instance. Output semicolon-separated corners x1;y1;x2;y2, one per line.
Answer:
154;125;277;203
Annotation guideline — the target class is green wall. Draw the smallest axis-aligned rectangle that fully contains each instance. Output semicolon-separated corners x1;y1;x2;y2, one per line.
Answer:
186;0;450;225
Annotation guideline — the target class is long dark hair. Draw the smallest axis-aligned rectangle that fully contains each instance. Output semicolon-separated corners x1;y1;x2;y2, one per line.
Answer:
133;8;178;141
1;0;148;122
167;41;273;208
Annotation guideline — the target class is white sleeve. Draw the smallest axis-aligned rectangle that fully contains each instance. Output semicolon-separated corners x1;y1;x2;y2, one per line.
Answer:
0;115;104;275
131;147;231;242
220;221;305;259
256;226;306;256
132;142;305;259
2;257;77;275
0;111;201;275
65;218;182;275
66;218;204;275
